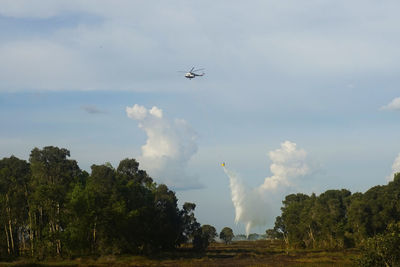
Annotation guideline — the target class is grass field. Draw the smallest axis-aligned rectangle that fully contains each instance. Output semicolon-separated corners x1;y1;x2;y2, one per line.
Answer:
0;240;360;267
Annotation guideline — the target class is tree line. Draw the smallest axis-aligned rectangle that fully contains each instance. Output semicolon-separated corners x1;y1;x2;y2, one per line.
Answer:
267;172;400;251
0;146;216;260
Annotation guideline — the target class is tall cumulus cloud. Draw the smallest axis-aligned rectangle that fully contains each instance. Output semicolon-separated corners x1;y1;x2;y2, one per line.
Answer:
126;104;201;190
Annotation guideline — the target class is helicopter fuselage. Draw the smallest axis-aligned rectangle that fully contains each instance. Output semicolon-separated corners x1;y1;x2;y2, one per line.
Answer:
185;72;195;79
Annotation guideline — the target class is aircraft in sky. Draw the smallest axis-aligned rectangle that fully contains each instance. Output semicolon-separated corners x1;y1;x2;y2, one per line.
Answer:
179;67;205;79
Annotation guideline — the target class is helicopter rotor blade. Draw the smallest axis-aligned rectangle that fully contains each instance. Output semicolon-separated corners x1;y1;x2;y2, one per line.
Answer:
193;68;205;72
190;67;195;72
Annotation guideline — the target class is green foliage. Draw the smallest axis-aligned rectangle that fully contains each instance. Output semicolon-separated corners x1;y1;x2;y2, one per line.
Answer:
0;147;202;259
193;224;217;251
357;222;400;267
271;174;400;250
0;156;31;259
266;228;279;240
220;227;234;244
179;202;201;245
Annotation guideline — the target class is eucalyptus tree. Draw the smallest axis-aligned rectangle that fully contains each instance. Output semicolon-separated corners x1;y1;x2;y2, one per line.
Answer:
29;146;81;257
147;184;182;251
312;189;351;249
0;156;31;257
280;193;310;248
179;202;200;244
117;158;153;186
85;163;117;254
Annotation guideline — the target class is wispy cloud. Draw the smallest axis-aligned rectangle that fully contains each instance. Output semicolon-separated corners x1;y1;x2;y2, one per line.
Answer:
81;105;105;114
380;97;400;111
2;1;400;91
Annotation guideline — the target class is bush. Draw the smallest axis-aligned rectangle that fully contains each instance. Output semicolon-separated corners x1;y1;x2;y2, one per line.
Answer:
357;222;400;267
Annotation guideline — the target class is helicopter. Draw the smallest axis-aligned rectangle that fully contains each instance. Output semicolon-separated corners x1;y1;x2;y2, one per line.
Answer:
178;67;205;79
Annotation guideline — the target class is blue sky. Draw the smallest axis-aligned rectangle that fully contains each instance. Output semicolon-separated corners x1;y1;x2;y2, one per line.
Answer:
1;0;400;234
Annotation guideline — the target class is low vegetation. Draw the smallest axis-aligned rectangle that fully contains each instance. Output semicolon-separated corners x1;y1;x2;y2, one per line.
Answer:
0;240;359;266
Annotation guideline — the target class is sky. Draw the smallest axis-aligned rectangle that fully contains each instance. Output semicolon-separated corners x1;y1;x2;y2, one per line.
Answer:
1;0;400;234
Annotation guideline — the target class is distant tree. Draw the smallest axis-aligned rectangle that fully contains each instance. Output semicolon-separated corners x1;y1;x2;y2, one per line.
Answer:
266;228;280;240
248;233;261;241
193;224;217;251
202;224;217;244
233;234;247;241
179;203;200;244
219;227;234;244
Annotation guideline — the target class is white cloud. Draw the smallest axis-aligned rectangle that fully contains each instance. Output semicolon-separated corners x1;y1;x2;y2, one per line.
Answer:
126;104;148;120
388;153;400;181
149;106;163;118
261;141;309;190
381;97;400;111
126;104;201;190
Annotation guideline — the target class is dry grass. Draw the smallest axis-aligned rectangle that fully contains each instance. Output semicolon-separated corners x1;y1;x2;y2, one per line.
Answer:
0;240;359;267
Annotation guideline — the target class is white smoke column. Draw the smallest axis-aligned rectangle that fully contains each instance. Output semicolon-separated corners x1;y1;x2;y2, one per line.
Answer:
126;104;201;190
388;153;400;181
223;167;269;235
224;141;311;236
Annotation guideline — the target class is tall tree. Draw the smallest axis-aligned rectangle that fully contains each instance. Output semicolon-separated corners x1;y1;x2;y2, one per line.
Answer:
148;184;181;251
85;163;117;254
0;156;31;258
117;158;153;186
178;202;200;244
29;146;81;258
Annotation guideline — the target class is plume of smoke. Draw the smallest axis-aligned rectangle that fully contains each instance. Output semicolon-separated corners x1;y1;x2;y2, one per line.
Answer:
223;167;270;235
388;153;400;181
224;141;311;236
126;104;201;190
